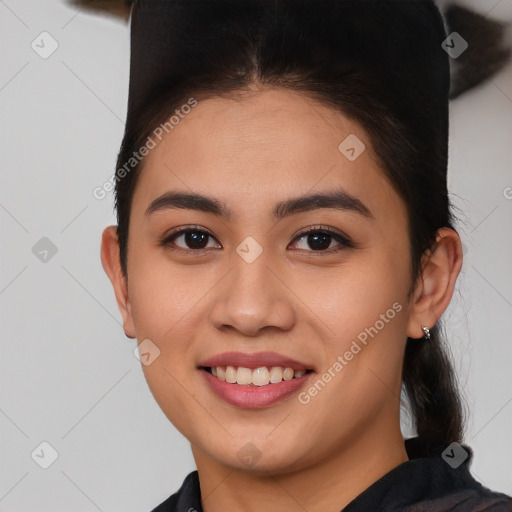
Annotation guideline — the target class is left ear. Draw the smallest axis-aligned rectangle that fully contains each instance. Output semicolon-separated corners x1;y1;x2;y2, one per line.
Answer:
406;227;463;339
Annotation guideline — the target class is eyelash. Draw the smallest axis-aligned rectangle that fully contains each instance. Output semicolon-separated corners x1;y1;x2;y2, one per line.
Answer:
159;224;354;256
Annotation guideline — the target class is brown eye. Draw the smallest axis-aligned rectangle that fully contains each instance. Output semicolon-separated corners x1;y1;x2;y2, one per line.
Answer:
290;227;353;253
161;227;221;254
179;230;210;249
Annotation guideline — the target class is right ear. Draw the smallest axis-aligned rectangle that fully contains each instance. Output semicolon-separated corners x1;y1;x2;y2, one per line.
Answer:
100;226;136;339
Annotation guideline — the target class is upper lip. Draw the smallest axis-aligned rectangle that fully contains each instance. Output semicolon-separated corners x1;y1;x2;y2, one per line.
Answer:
198;351;314;371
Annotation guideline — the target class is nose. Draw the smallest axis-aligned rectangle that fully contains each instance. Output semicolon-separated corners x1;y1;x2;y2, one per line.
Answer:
209;250;297;337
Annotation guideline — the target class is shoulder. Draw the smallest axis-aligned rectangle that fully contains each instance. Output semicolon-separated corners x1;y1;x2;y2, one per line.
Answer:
344;438;512;511
443;477;512;511
405;441;512;512
149;471;202;512
409;437;512;510
416;491;512;511
428;485;512;511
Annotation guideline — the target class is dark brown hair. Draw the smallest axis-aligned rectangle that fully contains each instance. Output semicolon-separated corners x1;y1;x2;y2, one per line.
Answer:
110;0;510;451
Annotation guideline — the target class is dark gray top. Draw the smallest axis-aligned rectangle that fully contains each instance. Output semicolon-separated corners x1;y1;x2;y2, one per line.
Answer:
149;437;512;511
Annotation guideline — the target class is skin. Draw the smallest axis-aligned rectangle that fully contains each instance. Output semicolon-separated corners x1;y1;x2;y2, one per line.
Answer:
101;87;463;512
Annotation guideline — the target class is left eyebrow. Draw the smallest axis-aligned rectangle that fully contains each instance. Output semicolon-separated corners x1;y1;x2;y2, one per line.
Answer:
144;188;374;221
273;188;374;221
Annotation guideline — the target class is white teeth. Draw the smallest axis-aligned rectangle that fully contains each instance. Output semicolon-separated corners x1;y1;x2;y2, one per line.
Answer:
236;367;253;385
225;365;237;383
252;367;270;386
282;368;294;381
208;366;309;386
269;366;283;383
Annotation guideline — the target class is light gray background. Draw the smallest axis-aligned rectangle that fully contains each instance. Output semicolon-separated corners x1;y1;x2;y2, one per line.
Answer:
1;0;511;510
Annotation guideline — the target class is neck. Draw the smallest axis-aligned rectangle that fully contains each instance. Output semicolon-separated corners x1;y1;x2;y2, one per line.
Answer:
193;420;409;512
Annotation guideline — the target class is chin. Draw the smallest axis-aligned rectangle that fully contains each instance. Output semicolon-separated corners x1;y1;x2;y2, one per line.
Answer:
206;437;313;475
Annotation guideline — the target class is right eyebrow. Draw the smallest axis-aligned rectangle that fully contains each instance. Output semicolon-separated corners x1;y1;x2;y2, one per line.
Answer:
145;191;233;219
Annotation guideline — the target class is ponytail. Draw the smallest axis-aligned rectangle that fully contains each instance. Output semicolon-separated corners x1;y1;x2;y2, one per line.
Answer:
400;3;510;451
402;324;467;450
443;4;511;99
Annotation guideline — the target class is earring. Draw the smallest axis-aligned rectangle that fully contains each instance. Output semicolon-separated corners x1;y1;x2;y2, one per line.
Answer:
421;325;431;340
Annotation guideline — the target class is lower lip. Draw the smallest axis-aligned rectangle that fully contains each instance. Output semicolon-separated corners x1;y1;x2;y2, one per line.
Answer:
200;368;313;408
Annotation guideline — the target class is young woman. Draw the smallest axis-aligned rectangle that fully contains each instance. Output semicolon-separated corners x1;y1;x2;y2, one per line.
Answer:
100;0;512;510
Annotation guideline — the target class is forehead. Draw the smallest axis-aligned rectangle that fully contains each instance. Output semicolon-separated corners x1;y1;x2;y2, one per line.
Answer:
151;89;366;177
131;88;405;224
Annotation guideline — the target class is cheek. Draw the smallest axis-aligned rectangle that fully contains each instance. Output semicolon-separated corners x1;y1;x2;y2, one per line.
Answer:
299;252;408;342
127;248;207;339
298;251;409;399
129;265;205;430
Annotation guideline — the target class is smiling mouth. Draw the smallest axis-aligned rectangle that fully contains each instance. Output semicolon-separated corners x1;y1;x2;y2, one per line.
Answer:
201;365;314;386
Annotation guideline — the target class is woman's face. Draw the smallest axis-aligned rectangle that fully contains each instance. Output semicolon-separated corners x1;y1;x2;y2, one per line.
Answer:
118;88;418;472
